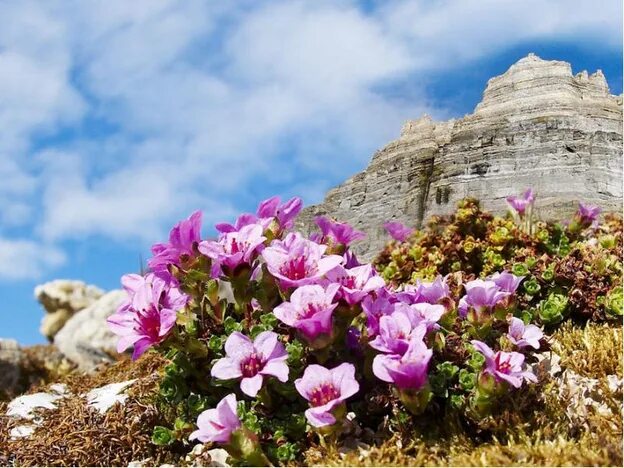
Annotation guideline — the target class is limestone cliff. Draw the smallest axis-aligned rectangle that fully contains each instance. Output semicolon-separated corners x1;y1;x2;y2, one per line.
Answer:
297;54;623;258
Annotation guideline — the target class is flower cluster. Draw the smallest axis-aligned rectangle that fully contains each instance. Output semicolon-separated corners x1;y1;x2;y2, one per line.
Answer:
107;192;616;465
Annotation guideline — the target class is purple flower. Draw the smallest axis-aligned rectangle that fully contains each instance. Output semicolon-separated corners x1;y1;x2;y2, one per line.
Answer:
372;334;432;390
256;196;302;231
395;302;445;332
577;202;601;224
458;279;509;318
262;233;343;289
490;271;524;294
397;276;451;305
107;274;188;360
369;313;426;355
362;289;396;337
199;223;266;273
295;363;359;427
506;188;535;215
189;393;241;444
507;317;543;350
325;264;385;306
215;213;262;234
273;284;340;345
471;340;537;388
211;331;289;397
314;216;366;246
148;211;202;273
342;250;361;268
383;221;413;242
416;276;451;304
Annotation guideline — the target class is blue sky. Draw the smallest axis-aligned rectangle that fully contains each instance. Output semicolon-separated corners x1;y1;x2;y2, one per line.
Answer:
1;0;622;345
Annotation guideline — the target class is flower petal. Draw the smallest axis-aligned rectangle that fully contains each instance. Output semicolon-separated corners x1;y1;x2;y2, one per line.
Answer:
211;357;243;380
240;374;264;397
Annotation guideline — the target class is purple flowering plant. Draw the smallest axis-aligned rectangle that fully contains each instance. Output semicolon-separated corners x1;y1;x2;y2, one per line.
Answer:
110;195;551;465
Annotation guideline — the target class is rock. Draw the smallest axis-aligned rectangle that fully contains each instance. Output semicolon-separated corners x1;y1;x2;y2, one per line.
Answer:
53;290;126;371
85;380;136;413
39;309;73;340
0;339;23;396
555;370;616;429
6;385;68;420
297;54;623;259
35;280;104;340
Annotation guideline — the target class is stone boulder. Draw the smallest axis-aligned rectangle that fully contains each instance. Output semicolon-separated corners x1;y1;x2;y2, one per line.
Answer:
0;339;23;397
54;290;126;371
35;280;104;340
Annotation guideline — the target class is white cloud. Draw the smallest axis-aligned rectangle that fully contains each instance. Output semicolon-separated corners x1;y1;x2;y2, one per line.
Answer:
0;237;65;280
0;0;621;279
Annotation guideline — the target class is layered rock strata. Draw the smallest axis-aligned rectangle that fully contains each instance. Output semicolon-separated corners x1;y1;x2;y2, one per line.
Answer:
297;54;623;258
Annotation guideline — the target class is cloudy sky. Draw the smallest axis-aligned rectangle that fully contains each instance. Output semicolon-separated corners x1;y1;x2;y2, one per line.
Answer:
1;0;622;344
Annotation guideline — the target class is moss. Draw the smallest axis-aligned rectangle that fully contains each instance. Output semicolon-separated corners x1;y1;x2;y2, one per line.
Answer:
0;353;183;467
551;322;623;377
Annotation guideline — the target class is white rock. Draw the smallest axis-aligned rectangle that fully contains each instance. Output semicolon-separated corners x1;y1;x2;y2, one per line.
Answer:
606;374;623;393
10;425;36;439
35;280;105;340
7;392;66;420
54;290;126;371
206;449;230;467
85;379;136;414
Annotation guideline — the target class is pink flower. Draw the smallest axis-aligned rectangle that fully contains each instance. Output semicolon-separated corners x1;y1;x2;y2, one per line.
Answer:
325;264;385;306
262;233;343;288
362;289;396;337
490;271;524;294
199;223;266;273
215;213;262;234
107;274;188;360
273;284;340;344
295;363;359;427
314;216;365;246
395;277;449;305
189;393;241;444
372;333;432;390
506;188;535;215
395;302;445;332
149;211;202;273
458;279;509;318
416;276;450;304
256;195;302;231
383;221;413;242
507;317;543;350
471;340;537;388
369;313;425;355
577;202;601;225
211;331;289;397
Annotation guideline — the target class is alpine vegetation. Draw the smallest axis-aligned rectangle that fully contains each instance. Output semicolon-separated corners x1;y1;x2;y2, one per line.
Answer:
107;192;621;465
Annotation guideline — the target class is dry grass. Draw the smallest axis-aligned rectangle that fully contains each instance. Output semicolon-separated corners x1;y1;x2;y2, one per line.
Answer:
551;321;623;377
0;353;186;467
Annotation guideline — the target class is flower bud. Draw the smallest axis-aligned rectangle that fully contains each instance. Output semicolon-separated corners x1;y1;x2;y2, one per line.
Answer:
397;386;432;415
228;427;270;466
477;371;497;394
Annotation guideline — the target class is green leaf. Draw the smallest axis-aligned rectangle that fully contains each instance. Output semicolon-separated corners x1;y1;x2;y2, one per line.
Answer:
152;426;174;446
